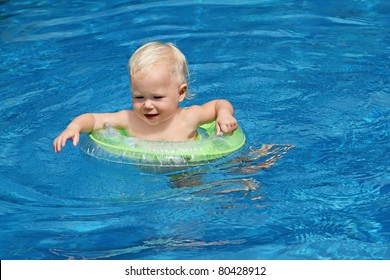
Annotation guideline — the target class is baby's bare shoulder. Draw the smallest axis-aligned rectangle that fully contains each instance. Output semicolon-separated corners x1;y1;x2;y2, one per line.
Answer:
117;109;134;118
184;105;202;114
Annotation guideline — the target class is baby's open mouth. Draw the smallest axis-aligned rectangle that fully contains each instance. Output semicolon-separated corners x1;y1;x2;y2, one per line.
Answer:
144;113;159;120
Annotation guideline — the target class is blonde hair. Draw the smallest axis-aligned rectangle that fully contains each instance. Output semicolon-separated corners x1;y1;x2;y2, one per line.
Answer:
129;42;189;86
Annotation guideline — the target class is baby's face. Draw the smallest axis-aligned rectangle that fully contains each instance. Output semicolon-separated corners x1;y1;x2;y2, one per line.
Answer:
131;64;185;126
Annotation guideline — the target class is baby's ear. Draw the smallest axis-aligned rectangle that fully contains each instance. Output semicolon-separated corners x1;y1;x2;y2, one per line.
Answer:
178;83;188;102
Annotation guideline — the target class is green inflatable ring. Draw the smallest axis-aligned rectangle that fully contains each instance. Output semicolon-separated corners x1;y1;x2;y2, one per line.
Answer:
81;121;246;166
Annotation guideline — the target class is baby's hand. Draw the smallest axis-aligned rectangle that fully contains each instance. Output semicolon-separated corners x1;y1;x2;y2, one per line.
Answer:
53;127;80;153
216;110;238;135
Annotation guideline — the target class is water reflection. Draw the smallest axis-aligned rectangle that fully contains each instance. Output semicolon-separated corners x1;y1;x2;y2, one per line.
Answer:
168;144;294;196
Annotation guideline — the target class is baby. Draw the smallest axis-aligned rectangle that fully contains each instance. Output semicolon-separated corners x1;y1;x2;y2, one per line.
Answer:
53;42;238;153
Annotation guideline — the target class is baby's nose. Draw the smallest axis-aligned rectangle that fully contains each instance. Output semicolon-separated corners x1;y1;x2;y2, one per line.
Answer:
143;99;154;109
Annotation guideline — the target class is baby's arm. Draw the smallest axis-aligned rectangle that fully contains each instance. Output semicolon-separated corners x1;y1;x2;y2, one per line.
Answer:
53;111;129;153
214;100;238;134
193;100;238;135
53;113;96;153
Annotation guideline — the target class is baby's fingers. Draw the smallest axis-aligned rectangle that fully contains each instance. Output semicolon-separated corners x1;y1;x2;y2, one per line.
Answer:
53;130;78;153
72;132;80;146
216;123;223;136
219;121;238;134
53;136;64;153
217;124;231;135
52;138;59;153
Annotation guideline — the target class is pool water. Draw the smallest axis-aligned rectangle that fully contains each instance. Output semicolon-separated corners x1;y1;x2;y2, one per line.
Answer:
0;0;389;259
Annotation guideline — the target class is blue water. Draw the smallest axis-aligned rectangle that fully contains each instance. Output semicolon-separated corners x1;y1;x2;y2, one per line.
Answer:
0;0;389;260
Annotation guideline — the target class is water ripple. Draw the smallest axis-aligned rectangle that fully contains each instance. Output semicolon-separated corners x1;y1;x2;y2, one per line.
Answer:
0;0;388;260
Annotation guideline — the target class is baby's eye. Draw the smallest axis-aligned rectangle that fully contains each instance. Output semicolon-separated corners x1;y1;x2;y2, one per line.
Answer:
134;96;144;99
153;96;164;99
